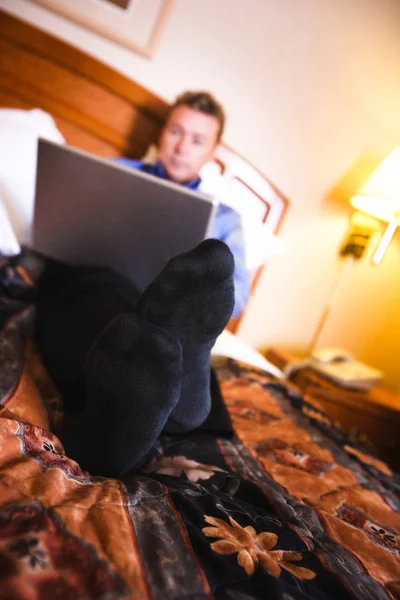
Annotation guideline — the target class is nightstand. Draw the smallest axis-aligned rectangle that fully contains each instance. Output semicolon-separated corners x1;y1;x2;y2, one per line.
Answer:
265;348;400;470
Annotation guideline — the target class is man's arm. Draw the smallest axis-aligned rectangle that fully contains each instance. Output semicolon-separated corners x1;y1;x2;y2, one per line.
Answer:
210;205;250;318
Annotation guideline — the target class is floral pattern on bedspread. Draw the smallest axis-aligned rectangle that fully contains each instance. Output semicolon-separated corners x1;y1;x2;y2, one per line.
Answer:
0;257;399;599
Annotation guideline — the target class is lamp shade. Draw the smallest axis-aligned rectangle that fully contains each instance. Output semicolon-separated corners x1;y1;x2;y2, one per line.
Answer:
350;147;400;222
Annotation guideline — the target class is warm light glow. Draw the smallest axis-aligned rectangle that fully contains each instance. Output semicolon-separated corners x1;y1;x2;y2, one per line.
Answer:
350;195;400;223
350;146;400;222
350;146;400;265
354;146;400;205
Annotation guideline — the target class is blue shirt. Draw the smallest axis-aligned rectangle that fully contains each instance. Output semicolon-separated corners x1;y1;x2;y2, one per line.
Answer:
114;158;250;317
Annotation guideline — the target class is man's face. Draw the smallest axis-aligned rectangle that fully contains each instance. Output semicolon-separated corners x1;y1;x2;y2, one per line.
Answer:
158;105;220;184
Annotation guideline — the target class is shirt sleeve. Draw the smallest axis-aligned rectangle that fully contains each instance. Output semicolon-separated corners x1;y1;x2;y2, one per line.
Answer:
213;206;251;318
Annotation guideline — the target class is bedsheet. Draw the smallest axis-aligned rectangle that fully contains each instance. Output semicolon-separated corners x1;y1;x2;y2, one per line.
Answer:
211;330;283;376
0;256;399;600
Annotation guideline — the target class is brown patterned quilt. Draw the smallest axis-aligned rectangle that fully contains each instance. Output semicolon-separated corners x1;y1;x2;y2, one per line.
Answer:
0;257;399;599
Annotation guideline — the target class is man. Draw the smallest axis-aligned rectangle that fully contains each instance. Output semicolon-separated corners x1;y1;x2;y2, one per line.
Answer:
2;101;241;479
115;91;250;319
33;94;246;478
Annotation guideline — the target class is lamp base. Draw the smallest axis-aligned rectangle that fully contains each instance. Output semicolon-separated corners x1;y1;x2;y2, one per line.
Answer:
340;213;378;259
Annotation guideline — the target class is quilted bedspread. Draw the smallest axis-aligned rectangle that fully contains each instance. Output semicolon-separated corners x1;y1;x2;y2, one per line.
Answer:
0;257;399;600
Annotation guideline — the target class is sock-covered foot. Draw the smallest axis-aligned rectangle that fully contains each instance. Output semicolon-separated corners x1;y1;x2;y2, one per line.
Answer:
62;313;182;477
137;239;235;433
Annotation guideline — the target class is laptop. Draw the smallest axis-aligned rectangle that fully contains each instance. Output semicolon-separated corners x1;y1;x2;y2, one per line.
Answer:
32;139;218;293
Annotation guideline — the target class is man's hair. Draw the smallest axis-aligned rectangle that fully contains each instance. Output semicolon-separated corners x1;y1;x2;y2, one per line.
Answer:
169;91;226;143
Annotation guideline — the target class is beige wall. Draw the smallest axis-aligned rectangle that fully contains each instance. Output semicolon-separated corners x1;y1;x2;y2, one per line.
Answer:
3;0;400;389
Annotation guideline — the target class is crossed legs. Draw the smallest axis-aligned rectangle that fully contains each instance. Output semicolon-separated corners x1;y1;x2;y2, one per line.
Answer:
35;240;235;477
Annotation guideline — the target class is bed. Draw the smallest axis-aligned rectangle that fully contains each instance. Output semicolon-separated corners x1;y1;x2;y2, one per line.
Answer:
0;10;399;600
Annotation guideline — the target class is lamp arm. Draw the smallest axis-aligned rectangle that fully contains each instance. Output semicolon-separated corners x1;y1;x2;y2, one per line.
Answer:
307;256;354;354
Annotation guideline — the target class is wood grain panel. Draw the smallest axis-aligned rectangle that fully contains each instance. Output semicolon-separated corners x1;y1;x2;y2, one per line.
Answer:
0;85;121;156
0;37;131;132
0;38;161;156
0;11;168;121
0;86;32;110
0;11;166;157
52;118;121;157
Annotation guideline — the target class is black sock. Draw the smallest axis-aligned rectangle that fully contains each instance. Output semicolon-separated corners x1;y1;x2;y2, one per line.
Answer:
62;314;182;477
137;239;235;433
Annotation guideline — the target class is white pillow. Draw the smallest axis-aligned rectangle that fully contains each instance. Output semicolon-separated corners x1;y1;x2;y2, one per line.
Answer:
0;108;65;255
0;199;20;256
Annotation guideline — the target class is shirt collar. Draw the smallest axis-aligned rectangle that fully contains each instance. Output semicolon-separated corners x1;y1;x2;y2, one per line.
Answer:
150;161;202;190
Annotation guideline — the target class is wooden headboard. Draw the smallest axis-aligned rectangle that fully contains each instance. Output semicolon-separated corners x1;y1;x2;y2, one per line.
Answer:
0;11;168;159
0;9;289;328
